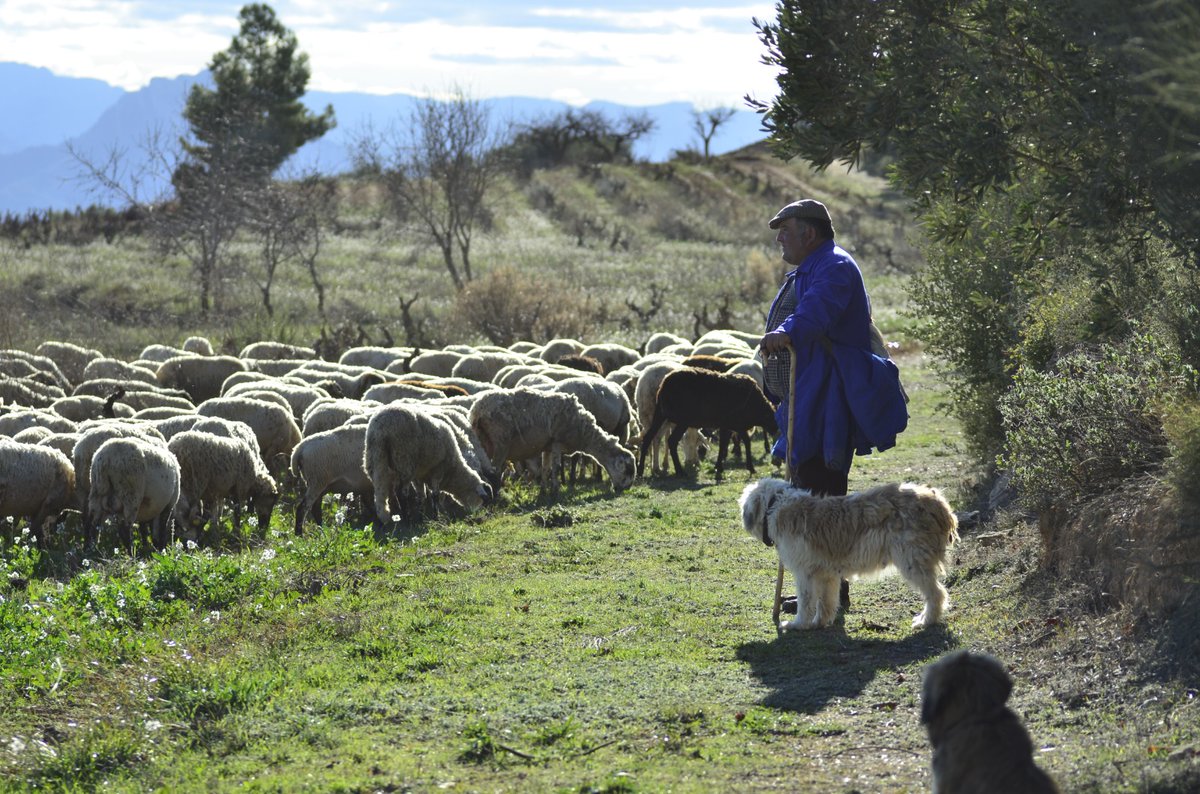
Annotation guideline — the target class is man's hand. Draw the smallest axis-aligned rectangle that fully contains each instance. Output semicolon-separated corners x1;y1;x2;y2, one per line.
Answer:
760;331;791;355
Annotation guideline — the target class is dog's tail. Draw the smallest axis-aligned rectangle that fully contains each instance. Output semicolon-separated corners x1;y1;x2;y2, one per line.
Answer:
917;486;960;574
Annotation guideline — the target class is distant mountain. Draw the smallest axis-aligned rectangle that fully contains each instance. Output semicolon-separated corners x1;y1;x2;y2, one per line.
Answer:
0;64;767;215
0;63;124;155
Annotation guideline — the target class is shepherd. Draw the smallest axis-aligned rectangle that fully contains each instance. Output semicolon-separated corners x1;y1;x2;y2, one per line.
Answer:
758;198;909;619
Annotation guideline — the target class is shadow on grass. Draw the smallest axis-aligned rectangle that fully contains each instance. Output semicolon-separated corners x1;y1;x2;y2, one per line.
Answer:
736;618;957;714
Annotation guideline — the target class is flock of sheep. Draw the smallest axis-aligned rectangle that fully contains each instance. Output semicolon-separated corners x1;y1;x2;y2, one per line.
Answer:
0;328;777;553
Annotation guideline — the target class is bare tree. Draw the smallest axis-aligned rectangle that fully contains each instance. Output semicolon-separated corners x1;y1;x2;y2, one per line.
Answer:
355;87;508;290
69;128;248;314
692;106;737;163
248;174;335;318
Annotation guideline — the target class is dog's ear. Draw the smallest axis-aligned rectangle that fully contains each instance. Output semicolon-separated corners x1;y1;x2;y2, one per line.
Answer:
967;652;1014;709
739;481;766;537
921;650;964;725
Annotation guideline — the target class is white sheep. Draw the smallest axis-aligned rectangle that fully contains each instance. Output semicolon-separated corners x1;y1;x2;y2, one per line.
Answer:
182;336;215;356
50;394;137;422
37;431;81;459
224;379;330;420
580;342;641;374
290;421;374;534
219;386;294;415
508;341;541;356
301;398;379;437
468;388;636;496
168;430;278;539
364;403;492;524
12;426;54;444
132;406;195;421
88;436;180;551
72;377;189;400
642;332;690;355
195;396;301;474
147;414;206;440
361;381;448;403
137;344;189;364
536;377;635;445
0;350;70;390
156;355;248;403
0;378;63;408
36;341;104;387
338;346;416;370
450;351;531;383
286;364;388;399
238;341;317;361
537;338;587;363
422;376;498;396
0;409;78;437
404;402;501;492
405;349;465;377
72;421;168;539
81;357;158;384
0;438;76;548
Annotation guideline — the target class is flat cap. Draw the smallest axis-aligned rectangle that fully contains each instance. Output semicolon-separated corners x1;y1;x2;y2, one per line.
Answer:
768;199;832;230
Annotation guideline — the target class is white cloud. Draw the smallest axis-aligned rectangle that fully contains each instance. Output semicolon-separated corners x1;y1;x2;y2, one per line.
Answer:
0;1;778;105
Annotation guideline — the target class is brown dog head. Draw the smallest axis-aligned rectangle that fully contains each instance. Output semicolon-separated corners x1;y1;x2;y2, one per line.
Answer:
921;650;1014;732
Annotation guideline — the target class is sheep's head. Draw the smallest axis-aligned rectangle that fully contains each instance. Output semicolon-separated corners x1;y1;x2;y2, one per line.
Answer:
606;449;636;492
251;474;279;530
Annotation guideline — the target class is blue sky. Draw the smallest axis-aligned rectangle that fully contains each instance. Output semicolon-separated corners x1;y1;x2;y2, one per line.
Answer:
0;1;779;106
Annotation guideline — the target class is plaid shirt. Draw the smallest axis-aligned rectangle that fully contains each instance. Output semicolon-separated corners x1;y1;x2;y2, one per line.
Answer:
762;271;798;402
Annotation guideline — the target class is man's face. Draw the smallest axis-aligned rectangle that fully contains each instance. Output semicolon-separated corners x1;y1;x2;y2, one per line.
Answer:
775;217;811;266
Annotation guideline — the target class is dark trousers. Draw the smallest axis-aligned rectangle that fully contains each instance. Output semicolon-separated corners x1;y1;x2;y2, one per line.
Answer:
789;455;849;496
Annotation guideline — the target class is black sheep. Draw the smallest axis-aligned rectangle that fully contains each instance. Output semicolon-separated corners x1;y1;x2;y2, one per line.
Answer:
638;367;778;479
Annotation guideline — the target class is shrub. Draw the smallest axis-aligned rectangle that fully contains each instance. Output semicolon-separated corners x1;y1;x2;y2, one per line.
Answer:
999;334;1193;509
453;266;606;346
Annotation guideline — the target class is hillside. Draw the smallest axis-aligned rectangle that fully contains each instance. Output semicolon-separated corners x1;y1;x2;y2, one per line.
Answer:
0;145;920;359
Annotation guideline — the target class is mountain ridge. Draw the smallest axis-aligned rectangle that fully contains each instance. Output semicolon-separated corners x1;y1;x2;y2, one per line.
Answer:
0;62;767;215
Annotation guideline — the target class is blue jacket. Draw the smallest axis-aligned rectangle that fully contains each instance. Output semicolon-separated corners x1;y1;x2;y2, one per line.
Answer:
765;240;908;471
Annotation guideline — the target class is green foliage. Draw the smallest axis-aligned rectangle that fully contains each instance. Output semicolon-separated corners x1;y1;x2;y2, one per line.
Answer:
147;546;273;611
157;660;278;727
1161;399;1200;513
18;723;145;791
753;0;1200;253
998;335;1193;508
182;3;334;182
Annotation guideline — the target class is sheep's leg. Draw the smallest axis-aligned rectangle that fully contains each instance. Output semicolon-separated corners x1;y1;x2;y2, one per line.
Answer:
638;410;669;478
715;429;731;481
740;430;755;473
666;423;689;476
293;498;308;536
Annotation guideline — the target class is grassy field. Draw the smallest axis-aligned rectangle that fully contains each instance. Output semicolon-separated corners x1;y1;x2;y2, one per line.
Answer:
2;351;1197;792
2;151;1198;791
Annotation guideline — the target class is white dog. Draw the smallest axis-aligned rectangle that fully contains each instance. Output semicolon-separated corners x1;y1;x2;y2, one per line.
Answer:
738;477;959;631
